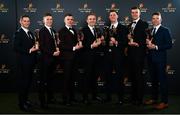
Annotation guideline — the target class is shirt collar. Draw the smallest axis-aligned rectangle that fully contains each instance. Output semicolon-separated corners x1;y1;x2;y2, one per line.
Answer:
133;18;140;23
45;25;52;30
65;25;73;30
88;25;95;30
21;26;29;33
111;21;118;28
153;24;161;30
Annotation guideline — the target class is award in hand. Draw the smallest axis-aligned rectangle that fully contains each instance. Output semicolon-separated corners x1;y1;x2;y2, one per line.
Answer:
109;27;117;46
128;26;134;43
34;29;40;50
77;28;84;47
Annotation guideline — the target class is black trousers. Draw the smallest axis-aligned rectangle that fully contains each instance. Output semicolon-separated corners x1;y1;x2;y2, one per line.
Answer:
82;53;104;100
17;62;34;106
61;58;77;103
38;59;56;106
104;50;125;101
128;59;144;103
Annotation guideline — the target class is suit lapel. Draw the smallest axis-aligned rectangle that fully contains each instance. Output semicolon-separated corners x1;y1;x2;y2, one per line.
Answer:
65;27;74;36
133;19;141;33
20;28;34;41
44;27;52;37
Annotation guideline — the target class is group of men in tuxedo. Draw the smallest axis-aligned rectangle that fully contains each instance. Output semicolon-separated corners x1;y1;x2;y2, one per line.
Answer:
13;6;172;111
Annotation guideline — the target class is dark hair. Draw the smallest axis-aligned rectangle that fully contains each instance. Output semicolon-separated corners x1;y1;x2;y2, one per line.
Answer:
152;12;161;16
109;10;118;15
64;13;73;18
20;14;30;20
131;6;140;10
43;12;52;17
86;12;96;19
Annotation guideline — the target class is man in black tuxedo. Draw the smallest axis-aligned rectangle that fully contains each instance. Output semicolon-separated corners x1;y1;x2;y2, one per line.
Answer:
39;13;60;108
58;13;83;106
13;15;38;111
103;10;129;105
144;12;172;110
127;7;148;105
81;13;104;104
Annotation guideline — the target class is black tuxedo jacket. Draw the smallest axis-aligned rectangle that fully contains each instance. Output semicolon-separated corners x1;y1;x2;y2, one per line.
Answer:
128;19;148;62
14;28;36;64
58;26;78;60
39;26;57;63
105;23;129;55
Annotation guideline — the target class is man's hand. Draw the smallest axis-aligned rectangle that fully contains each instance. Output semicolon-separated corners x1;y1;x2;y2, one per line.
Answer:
146;39;152;45
147;43;156;50
91;40;99;48
53;50;60;56
29;46;38;53
75;42;83;50
128;41;139;47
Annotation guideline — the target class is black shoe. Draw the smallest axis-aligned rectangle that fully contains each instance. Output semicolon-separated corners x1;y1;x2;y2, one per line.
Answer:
26;100;33;108
47;98;57;104
40;104;49;109
19;104;31;111
70;99;79;104
82;100;91;105
104;97;112;103
115;101;124;105
93;96;103;103
132;100;143;106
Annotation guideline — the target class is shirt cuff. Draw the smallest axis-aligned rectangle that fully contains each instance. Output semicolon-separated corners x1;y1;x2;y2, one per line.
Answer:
155;45;158;50
29;49;32;53
73;46;76;51
91;45;93;49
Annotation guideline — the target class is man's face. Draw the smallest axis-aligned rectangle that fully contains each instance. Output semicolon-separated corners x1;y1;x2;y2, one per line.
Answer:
86;15;96;26
131;9;140;20
20;17;30;29
152;15;162;26
64;16;74;26
43;16;53;27
109;12;118;23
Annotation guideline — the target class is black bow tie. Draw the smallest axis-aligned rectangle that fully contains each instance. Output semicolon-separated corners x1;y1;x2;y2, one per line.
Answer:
69;28;73;30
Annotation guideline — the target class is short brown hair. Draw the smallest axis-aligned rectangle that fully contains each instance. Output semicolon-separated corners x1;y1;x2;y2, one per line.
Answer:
20;14;30;20
64;13;73;18
109;10;118;15
86;12;96;19
152;12;161;16
131;6;140;10
43;12;52;17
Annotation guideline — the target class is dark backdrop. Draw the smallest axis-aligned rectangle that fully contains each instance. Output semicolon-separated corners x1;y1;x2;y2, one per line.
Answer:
0;0;179;94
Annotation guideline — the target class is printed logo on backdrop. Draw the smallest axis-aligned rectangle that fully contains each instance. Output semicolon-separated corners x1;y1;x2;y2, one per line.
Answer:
166;65;175;75
37;20;43;26
0;2;8;13
23;0;37;13
78;3;92;13
96;16;105;26
51;0;64;13
120;16;131;26
138;3;147;13
162;3;176;13
0;64;10;74
56;64;63;74
106;3;119;12
0;33;9;44
72;19;79;26
147;20;153;27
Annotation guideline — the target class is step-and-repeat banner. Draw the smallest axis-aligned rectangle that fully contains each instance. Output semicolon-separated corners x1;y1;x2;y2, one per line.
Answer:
0;0;179;93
